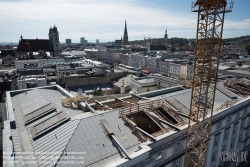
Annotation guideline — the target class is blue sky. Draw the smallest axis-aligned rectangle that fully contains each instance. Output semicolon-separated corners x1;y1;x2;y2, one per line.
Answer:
0;0;249;43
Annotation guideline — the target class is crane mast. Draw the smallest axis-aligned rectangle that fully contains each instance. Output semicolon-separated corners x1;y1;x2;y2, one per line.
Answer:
184;0;233;167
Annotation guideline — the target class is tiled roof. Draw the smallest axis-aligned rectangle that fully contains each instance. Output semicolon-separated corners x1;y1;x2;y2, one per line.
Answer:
131;47;147;52
150;45;167;51
16;39;52;52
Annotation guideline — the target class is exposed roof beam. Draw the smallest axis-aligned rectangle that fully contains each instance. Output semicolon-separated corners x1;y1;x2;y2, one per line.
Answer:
136;127;156;141
114;96;124;102
159;119;180;131
100;119;132;160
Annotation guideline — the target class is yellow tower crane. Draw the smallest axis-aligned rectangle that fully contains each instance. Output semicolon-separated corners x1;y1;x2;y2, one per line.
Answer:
184;0;233;167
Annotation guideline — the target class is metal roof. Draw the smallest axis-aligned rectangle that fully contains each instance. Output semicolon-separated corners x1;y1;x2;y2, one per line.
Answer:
57;110;141;167
150;87;239;112
7;84;242;166
10;88;84;167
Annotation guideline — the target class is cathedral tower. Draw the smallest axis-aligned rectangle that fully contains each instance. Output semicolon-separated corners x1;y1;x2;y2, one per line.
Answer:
123;20;129;45
49;25;60;56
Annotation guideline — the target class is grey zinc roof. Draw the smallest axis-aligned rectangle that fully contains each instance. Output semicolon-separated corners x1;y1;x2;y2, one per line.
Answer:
57;110;141;167
151;87;237;113
10;88;83;167
36;88;83;117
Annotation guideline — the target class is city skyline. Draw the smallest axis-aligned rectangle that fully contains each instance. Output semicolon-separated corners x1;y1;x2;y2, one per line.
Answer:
0;0;249;43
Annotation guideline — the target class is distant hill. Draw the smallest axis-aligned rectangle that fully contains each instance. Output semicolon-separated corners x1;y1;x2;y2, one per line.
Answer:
0;42;18;46
129;35;250;47
223;35;250;45
129;37;195;47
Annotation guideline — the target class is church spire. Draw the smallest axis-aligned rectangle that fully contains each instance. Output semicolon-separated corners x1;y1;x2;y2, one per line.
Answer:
20;34;23;41
165;27;168;37
123;19;129;45
124;20;127;34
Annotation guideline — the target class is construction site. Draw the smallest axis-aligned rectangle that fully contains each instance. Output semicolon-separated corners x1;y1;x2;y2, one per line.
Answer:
2;0;250;167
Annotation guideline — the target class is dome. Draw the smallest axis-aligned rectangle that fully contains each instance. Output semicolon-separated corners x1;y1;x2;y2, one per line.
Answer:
53;25;58;33
49;27;53;34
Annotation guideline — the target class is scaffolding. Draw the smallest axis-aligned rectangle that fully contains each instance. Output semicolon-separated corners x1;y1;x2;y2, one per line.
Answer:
119;99;187;142
226;78;250;96
61;96;87;108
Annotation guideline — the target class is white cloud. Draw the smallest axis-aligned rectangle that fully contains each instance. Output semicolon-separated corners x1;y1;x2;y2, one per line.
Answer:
0;0;249;42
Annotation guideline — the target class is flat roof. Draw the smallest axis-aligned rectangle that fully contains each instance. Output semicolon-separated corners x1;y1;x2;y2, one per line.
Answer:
226;69;250;75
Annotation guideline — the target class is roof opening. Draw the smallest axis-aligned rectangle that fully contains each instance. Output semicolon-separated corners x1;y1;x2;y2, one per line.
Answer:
127;111;161;134
156;107;178;124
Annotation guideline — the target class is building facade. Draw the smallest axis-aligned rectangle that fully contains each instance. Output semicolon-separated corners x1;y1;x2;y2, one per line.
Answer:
84;49;114;64
168;63;187;80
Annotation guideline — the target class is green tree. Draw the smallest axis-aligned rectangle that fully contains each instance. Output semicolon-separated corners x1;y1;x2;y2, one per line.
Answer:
246;45;250;55
93;88;102;96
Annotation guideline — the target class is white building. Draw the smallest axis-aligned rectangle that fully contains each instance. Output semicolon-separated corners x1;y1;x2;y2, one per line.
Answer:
168;63;187;80
152;73;179;88
18;76;47;89
15;59;65;69
85;49;113;64
130;76;158;93
129;53;145;69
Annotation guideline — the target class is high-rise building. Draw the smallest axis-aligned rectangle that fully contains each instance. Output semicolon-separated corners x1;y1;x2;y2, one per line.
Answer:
80;37;85;44
123;20;129;45
48;25;60;56
96;39;99;45
66;39;71;45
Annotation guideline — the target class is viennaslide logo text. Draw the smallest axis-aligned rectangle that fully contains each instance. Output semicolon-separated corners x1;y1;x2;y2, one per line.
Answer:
219;147;248;166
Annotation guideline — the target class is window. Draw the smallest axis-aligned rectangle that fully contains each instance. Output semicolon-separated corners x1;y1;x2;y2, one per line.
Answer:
155;152;162;160
241;123;245;129
173;160;179;167
231;141;234;148
175;143;181;151
212;153;216;162
239;134;242;142
217;121;221;129
224;129;229;140
243;108;247;115
236;112;239;118
227;116;231;123
214;136;219;147
233;125;237;133
222;145;226;152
